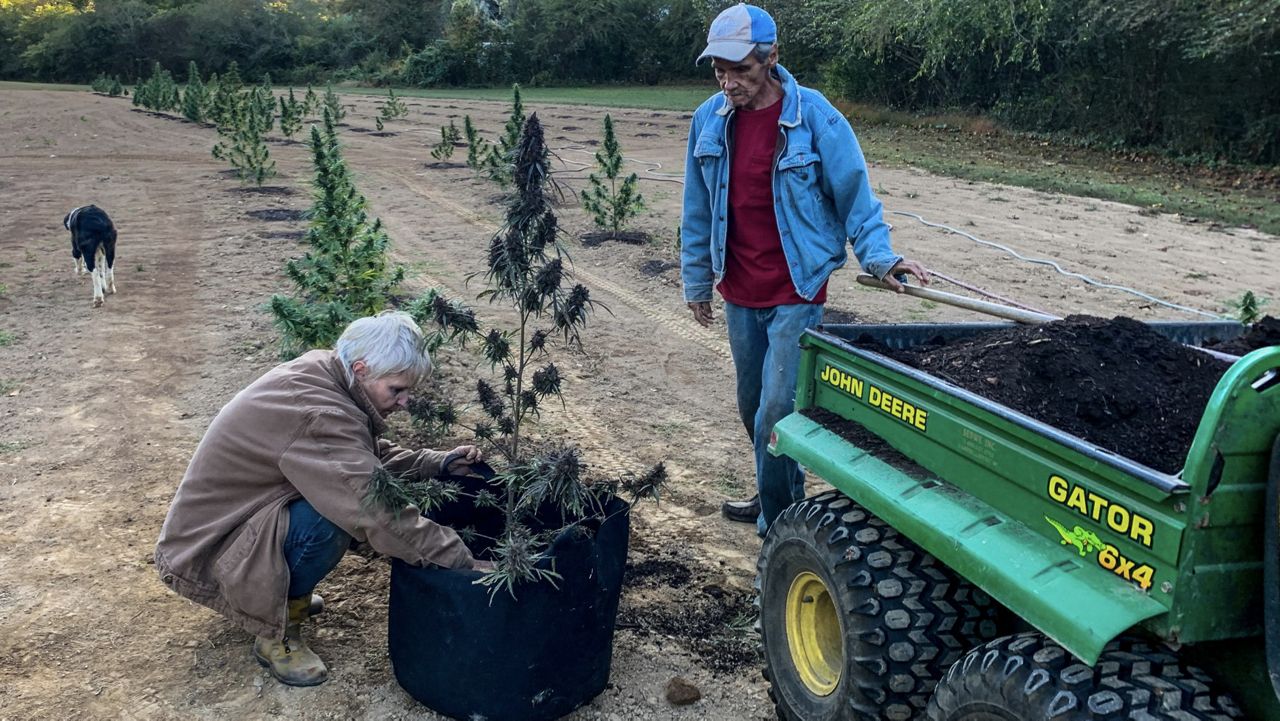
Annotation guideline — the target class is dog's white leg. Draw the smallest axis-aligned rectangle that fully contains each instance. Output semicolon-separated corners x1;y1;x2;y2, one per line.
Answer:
99;249;115;294
92;266;104;307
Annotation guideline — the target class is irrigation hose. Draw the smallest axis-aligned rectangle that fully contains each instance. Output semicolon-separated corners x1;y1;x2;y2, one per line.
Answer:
889;211;1224;320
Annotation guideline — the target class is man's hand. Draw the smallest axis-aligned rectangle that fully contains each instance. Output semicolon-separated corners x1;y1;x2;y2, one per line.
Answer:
688;301;715;327
446;445;483;473
881;259;931;293
472;559;496;572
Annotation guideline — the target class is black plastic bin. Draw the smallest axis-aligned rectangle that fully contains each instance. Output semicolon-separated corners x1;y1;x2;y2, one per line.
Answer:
388;466;630;721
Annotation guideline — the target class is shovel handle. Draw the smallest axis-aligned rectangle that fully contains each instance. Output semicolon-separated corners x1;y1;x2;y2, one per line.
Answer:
856;273;1061;325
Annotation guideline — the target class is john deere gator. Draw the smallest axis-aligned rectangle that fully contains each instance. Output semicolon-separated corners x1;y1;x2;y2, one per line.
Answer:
759;321;1280;720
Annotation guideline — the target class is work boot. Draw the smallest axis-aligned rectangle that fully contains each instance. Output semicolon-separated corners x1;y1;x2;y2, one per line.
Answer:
253;596;328;687
721;495;760;524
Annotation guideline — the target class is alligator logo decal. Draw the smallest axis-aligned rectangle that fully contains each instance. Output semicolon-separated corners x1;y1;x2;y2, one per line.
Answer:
1045;516;1105;557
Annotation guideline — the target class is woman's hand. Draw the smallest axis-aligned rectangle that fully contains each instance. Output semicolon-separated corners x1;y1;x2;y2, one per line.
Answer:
446;445;483;473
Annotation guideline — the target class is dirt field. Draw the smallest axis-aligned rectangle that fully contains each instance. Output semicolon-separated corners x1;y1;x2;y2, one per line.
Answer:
0;88;1276;721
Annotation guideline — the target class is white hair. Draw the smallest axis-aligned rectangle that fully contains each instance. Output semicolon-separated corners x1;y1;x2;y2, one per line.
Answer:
752;42;775;63
335;311;431;384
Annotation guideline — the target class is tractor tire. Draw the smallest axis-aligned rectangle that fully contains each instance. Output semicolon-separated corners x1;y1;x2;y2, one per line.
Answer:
758;491;1001;720
927;632;1243;720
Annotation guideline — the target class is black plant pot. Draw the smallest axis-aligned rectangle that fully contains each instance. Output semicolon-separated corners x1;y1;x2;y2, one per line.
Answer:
388;467;631;721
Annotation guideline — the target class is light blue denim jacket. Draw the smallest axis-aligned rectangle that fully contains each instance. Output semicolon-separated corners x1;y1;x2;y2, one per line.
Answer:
681;64;901;303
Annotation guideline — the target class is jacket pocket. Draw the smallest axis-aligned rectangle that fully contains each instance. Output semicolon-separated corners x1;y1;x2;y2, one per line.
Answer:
693;139;724;190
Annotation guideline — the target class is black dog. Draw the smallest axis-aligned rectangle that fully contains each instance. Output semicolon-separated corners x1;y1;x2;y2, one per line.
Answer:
63;205;117;307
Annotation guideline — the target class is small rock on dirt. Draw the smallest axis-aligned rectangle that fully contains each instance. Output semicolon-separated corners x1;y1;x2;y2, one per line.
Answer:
665;676;702;706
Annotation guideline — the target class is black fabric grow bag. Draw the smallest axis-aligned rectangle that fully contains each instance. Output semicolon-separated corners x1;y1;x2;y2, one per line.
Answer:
388;465;631;721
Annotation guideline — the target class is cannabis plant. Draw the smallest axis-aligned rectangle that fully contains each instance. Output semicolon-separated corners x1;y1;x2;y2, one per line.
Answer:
211;87;276;186
134;62;179;112
407;114;664;598
581;114;645;240
181;61;209;124
278;88;304;138
463;115;490;171
303;85;320;117
430;121;462;161
1228;290;1270;325
208;62;244;128
482;84;525;187
322;85;346;124
378;88;409;127
270;109;406;357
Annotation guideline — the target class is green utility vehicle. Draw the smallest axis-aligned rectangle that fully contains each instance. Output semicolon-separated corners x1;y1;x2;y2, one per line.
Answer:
759;321;1280;720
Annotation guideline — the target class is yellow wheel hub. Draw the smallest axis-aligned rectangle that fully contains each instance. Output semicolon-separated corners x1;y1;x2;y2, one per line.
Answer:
785;571;843;696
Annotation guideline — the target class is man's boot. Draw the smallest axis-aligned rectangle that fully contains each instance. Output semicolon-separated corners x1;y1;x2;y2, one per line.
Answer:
253;596;328;687
721;494;760;523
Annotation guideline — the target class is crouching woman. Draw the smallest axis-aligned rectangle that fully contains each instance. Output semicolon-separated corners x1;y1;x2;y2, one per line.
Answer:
155;311;487;687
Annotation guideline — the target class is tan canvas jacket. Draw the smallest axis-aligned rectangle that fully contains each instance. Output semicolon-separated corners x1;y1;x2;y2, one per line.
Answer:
154;350;474;638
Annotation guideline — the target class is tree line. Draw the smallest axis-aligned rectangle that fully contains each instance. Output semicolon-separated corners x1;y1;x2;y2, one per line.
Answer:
3;0;1277;163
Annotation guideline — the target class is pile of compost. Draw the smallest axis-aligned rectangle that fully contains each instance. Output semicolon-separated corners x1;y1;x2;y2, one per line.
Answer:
865;316;1231;474
1205;315;1280;356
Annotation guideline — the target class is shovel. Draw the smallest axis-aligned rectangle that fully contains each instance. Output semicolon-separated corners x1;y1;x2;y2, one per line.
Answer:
855;273;1241;362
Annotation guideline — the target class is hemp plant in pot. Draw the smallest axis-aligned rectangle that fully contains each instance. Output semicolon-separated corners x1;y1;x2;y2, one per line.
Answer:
380;113;666;721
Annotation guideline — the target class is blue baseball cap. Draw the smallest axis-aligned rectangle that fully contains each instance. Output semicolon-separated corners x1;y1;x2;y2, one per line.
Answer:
696;3;777;64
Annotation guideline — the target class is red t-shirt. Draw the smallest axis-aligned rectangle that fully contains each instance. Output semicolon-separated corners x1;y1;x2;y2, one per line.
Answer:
717;98;826;307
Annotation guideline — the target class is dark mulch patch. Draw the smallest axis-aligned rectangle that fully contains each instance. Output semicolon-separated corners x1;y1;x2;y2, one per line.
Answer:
561;125;581;131
425;161;467;170
347;126;373;133
803;407;930;479
639;259;679;277
636;133;658;138
369;131;397;137
246;208;307;222
227;186;294;196
258;230;306;241
822;307;860;325
268;138;305;146
1205;316;1280;356
863;316;1230;474
582;230;650;247
617;548;760;674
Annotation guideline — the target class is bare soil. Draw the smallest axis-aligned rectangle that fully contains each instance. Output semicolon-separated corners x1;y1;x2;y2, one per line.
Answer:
1;88;1277;721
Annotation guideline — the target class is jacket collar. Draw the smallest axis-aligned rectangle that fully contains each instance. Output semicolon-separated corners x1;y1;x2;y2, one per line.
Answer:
713;62;802;129
326;352;388;437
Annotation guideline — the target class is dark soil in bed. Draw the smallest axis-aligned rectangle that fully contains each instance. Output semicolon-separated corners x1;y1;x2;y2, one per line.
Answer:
1206;315;1280;356
858;316;1230;474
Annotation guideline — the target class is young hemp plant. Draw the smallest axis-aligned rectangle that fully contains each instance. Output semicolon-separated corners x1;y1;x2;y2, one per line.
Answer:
581;114;645;241
430;121;462;161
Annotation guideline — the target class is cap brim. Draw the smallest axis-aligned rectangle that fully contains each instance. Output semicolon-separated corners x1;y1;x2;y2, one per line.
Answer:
696;40;753;64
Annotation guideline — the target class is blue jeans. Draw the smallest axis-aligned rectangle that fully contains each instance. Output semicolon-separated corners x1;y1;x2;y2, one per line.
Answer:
283;498;351;599
723;301;824;536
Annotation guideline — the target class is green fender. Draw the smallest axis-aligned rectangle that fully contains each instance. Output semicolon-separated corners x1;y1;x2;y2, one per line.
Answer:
769;414;1168;665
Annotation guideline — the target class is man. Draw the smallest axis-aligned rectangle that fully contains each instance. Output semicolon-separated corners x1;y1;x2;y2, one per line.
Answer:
681;3;930;535
155;311;489;687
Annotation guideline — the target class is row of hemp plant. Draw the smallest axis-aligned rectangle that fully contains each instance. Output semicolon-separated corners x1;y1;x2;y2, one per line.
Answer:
210;73;277;186
269;108;407;358
90;74;126;97
131;62;179;112
375;113;667;597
